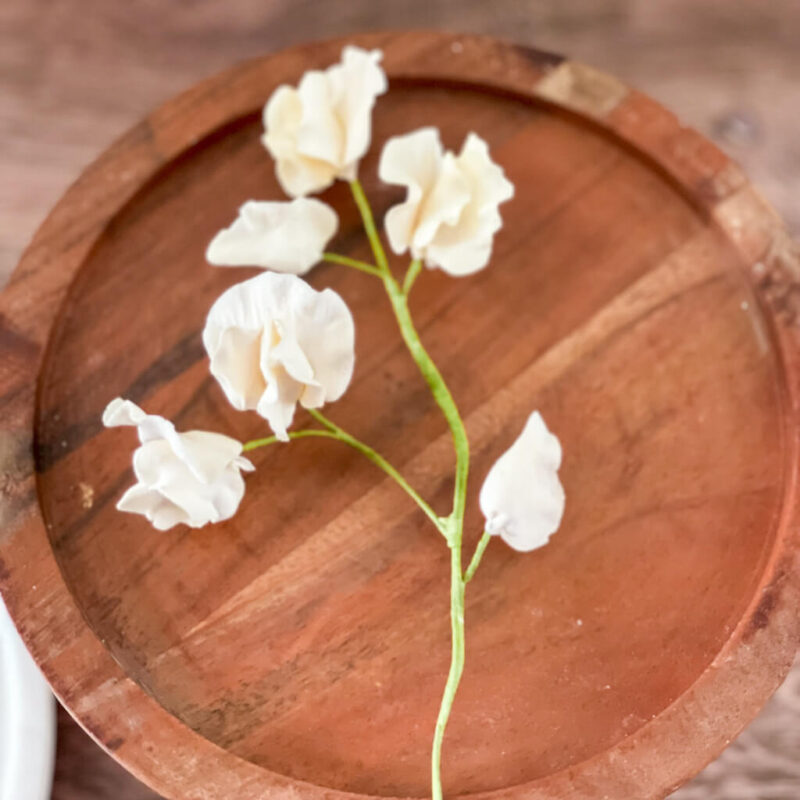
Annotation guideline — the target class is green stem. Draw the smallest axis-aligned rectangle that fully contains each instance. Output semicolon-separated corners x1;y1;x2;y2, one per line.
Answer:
350;181;470;523
348;179;474;800
382;279;471;525
464;531;492;583
322;252;382;278
349;179;391;274
246;415;444;535
431;541;466;800
403;258;423;296
242;429;333;451
308;409;444;534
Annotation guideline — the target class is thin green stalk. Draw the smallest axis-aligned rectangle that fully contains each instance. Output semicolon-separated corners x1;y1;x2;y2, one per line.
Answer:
242;429;335;451
248;412;444;535
322;252;382;278
464;531;492;583
431;541;466;800
349;179;391;274
349;181;470;523
403;258;423;296
382;279;471;526
348;179;475;800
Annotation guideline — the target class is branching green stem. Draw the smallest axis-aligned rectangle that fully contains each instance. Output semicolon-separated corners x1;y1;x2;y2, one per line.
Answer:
350;180;470;525
243;420;443;535
431;537;465;800
322;252;382;278
349;179;391;274
403;258;423;296
307;409;444;534
348;179;474;800
381;278;471;527
243;429;331;451
465;530;492;583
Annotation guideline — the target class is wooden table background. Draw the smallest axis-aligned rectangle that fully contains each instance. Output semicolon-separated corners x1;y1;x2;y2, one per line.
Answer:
1;1;798;798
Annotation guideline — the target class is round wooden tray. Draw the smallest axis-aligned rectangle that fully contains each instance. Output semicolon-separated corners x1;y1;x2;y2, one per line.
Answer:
1;31;799;800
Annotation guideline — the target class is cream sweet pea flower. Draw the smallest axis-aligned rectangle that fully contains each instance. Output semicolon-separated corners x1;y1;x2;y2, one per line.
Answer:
479;411;565;552
103;398;254;531
203;272;355;440
379;127;514;276
206;199;338;274
262;46;388;197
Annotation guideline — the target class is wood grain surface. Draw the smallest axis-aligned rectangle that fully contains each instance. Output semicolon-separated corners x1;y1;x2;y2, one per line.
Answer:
3;0;800;289
0;4;798;800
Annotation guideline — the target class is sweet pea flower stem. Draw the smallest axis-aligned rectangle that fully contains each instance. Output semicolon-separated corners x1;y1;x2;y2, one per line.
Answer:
322;252;383;278
403;258;423;296
307;408;445;534
243;420;444;535
432;536;465;800
242;429;324;450
381;278;471;523
349;178;473;800
348;181;471;522
349;178;392;274
465;530;492;583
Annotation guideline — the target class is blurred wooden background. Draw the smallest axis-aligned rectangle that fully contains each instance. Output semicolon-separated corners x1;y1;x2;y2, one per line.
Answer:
1;1;798;798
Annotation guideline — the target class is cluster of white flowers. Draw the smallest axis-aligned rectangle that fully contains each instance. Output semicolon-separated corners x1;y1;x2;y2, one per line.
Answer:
103;46;565;551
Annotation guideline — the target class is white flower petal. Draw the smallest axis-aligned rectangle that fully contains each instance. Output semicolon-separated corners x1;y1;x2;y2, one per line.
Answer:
130;439;174;486
102;397;146;428
479;411;565;552
458;133;515;211
208;464;250;520
256;380;301;442
262;47;387;196
262;87;338;197
203;272;355;439
117;482;163;515
206;199;338;274
103;397;177;444
159;479;223;528
118;485;189;532
425;237;494;277
210;327;265;411
267;328;316;384
105;399;252;531
412;152;471;251
335;46;388;170
149;499;192;532
379;127;443;255
380;128;514;276
262;86;301;160
177;430;252;484
296;71;346;166
287;287;356;406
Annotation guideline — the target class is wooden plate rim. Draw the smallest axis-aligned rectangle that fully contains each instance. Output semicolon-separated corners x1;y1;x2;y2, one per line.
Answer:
1;30;799;799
